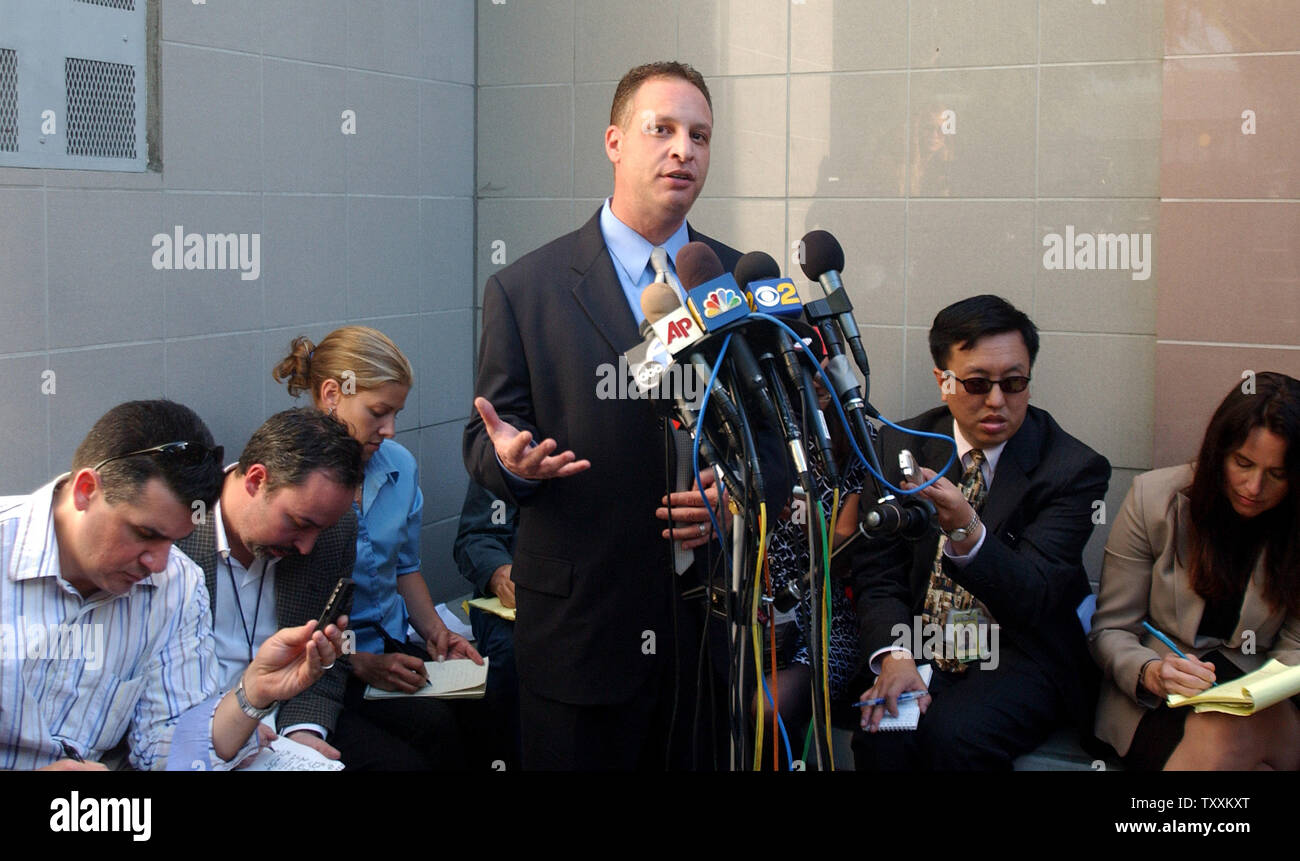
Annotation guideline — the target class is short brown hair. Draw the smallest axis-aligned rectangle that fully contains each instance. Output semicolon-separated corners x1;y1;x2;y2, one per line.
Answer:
609;61;711;129
236;408;363;494
72;400;223;507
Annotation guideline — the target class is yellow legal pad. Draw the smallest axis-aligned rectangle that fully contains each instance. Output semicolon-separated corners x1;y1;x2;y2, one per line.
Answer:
463;596;516;622
1167;659;1300;716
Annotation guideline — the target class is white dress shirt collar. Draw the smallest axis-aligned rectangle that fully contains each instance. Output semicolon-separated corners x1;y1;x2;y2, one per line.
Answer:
951;422;1007;484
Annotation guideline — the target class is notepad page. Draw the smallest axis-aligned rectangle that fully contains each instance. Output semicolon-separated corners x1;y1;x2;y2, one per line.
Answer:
877;664;934;732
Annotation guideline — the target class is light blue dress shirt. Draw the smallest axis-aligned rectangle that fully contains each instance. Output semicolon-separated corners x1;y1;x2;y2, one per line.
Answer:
350;440;423;656
599;197;691;325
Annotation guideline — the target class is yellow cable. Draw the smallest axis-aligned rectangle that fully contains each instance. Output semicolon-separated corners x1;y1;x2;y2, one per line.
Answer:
823;488;840;771
764;536;778;769
750;503;767;772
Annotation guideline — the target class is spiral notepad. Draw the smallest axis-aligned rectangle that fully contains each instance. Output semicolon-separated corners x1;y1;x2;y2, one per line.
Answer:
877;664;934;732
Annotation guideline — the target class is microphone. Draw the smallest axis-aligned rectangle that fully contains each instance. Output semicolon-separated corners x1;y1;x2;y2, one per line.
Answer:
860;495;935;540
731;251;826;497
640;276;704;356
799;230;874;405
734;251;803;321
676;243;781;435
637;278;744;456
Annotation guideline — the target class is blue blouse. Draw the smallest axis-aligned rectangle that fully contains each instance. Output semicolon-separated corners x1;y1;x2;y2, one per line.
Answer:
350;439;423;655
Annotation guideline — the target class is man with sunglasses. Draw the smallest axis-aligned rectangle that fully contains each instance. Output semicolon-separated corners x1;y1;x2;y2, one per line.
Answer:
1;400;348;770
850;295;1110;770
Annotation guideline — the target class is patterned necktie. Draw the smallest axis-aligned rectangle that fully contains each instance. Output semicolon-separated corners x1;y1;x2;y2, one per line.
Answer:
922;449;988;673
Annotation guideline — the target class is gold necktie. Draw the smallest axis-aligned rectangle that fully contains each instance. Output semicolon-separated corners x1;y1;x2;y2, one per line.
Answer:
922;449;988;673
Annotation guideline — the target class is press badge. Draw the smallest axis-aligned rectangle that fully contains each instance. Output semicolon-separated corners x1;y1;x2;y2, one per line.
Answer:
945;608;984;663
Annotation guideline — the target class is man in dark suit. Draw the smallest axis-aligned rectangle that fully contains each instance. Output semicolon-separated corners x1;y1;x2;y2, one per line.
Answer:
178;408;362;760
464;61;781;769
851;295;1110;770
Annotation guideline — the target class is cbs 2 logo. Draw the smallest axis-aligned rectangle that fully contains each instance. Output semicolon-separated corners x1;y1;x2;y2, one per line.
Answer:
748;281;799;310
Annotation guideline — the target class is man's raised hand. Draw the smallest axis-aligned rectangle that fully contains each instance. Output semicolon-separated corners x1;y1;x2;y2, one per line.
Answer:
475;397;591;481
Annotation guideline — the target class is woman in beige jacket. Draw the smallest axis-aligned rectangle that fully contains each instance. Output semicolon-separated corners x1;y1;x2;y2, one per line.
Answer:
1090;372;1300;770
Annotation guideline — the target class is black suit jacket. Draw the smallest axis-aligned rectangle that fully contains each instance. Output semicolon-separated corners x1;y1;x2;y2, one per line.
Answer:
177;508;357;734
453;480;517;600
852;405;1110;718
464;208;763;705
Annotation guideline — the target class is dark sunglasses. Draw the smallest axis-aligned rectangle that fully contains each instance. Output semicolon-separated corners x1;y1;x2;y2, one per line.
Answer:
92;440;223;472
942;371;1031;395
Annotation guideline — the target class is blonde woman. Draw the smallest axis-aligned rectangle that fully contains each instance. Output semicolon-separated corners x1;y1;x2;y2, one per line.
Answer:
275;326;482;769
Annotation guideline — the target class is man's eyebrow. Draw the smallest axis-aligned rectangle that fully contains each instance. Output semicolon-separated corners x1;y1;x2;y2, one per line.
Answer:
645;112;711;131
137;523;185;542
965;364;1027;376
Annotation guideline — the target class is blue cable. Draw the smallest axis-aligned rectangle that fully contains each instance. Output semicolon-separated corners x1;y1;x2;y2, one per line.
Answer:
690;333;734;561
760;668;795;769
750;312;959;496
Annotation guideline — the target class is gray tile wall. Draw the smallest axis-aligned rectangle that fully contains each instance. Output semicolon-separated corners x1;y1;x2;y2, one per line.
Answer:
474;0;1166;581
0;0;477;602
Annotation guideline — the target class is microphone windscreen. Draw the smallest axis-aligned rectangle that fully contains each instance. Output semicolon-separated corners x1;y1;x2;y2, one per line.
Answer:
733;250;781;288
799;230;845;281
677;241;726;291
640;279;683;325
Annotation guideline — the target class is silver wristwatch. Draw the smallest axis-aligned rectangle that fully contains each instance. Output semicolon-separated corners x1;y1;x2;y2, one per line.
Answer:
235;675;276;720
944;511;981;543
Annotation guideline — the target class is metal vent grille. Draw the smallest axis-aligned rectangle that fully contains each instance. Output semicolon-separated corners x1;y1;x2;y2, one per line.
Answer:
65;57;136;159
0;49;16;153
76;0;135;10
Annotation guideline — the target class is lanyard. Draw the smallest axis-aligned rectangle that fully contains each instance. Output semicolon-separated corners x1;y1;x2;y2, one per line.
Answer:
224;555;265;665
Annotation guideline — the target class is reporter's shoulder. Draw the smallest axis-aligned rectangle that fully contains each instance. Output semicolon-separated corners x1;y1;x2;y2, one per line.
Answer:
373;438;417;474
162;548;211;604
316;506;358;553
1031;406;1110;477
1128;464;1192;506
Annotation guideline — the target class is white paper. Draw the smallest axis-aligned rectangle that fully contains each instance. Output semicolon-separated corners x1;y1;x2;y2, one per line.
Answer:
435;603;474;639
364;657;489;700
240;735;345;771
877;664;934;732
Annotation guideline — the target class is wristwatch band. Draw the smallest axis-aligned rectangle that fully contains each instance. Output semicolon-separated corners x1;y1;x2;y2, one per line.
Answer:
945;511;981;543
235;675;276;720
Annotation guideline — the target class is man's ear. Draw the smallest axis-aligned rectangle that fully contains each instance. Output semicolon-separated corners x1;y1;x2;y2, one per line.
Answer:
70;469;100;511
241;463;269;499
604;123;623;166
933;367;952;403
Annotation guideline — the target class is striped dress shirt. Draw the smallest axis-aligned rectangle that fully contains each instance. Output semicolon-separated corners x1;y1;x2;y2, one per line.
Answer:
0;477;232;770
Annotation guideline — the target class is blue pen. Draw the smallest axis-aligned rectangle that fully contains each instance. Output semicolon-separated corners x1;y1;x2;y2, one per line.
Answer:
1142;620;1187;659
853;690;929;708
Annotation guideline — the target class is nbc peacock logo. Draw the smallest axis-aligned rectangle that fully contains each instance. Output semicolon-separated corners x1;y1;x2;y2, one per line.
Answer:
703;287;744;318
